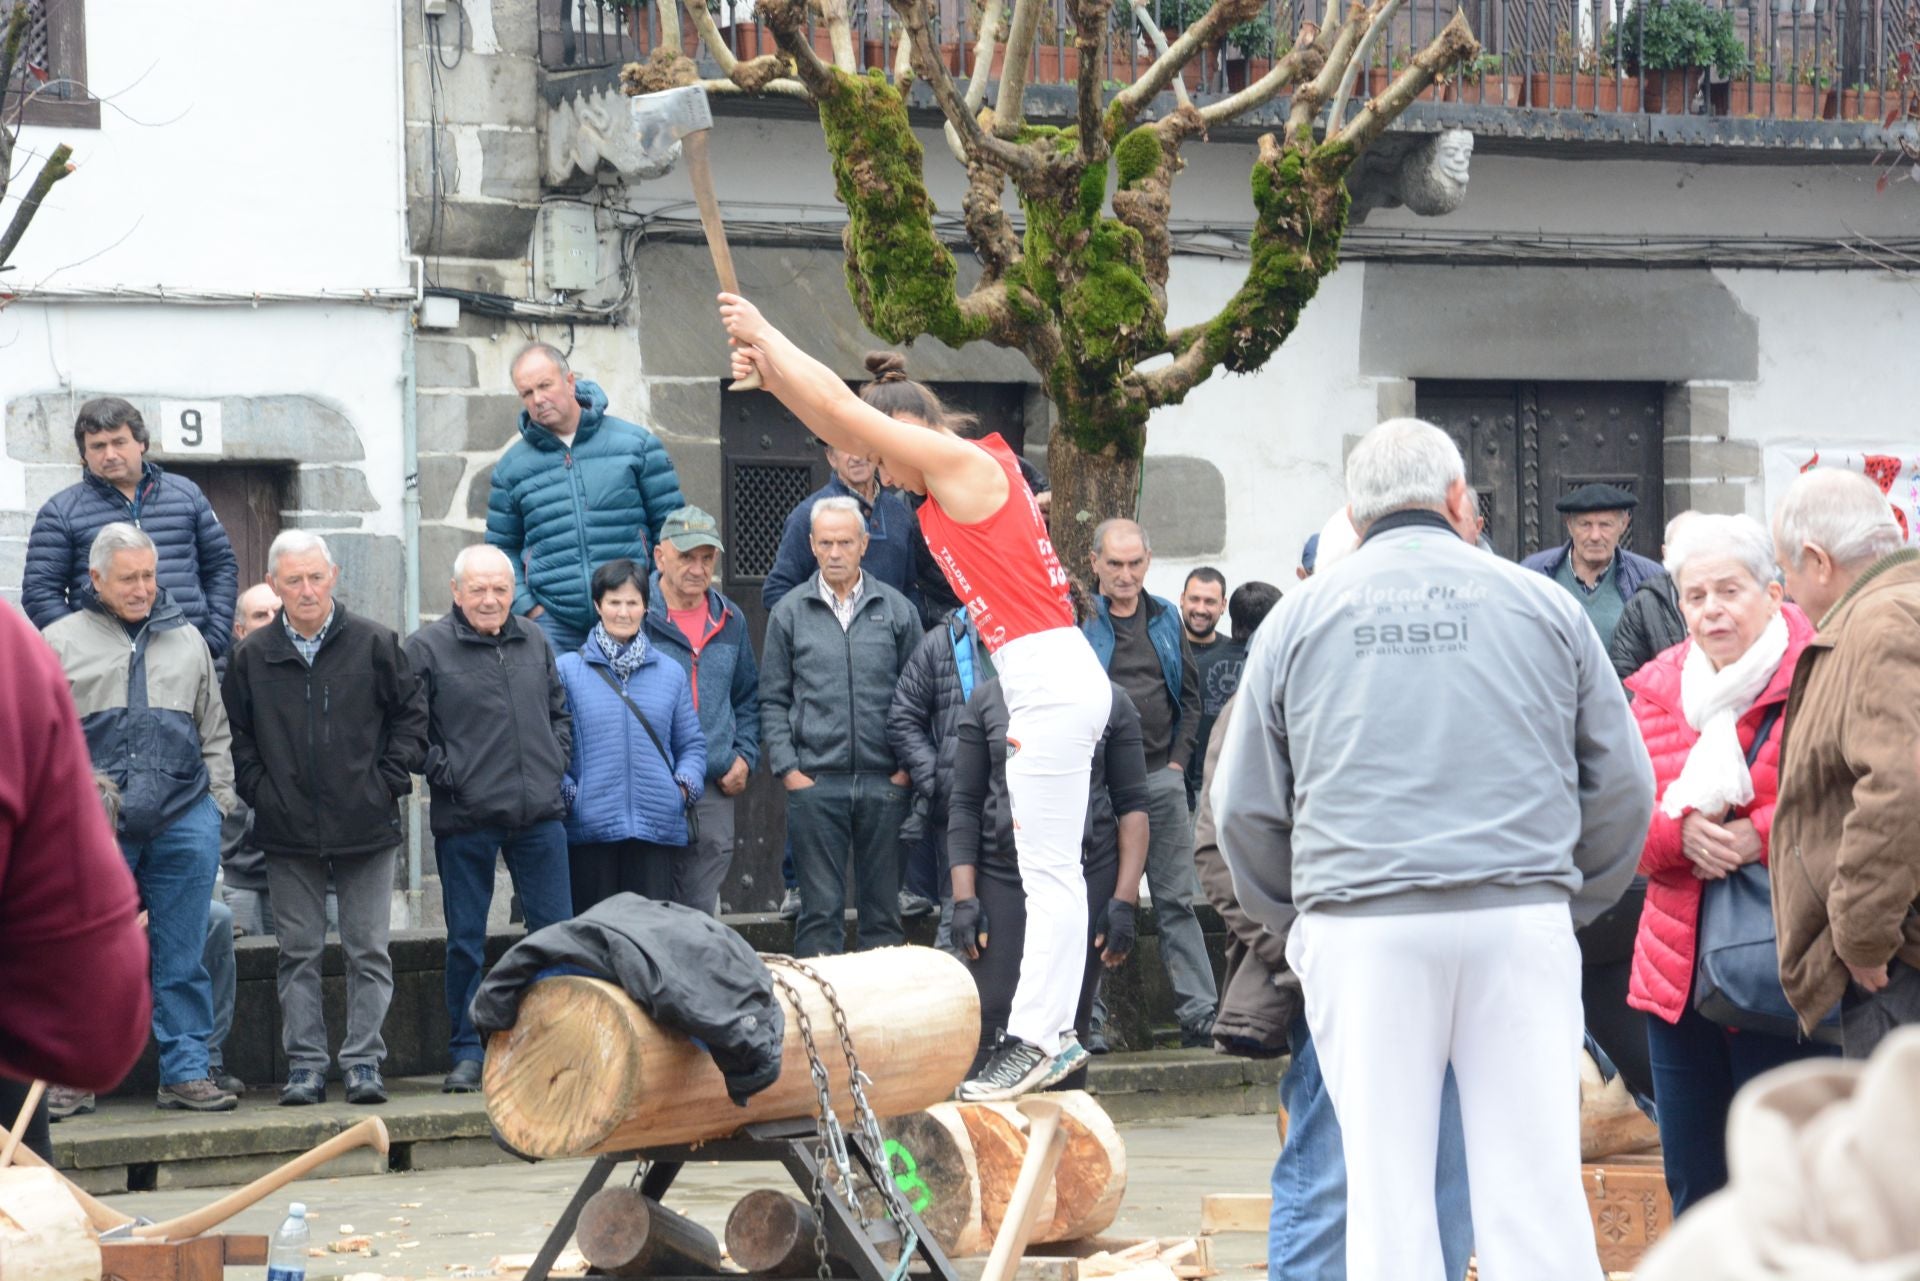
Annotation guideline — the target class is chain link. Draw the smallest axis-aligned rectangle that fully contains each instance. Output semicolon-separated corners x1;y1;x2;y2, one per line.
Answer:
766;964;842;1281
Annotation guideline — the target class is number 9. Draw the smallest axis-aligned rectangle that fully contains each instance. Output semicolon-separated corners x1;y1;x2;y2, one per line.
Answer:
180;409;203;448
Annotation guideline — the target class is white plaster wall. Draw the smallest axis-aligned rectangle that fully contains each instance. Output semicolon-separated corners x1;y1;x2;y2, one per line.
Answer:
7;0;408;293
0;304;412;543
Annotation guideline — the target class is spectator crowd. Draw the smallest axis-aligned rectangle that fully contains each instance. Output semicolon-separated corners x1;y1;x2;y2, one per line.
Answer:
6;361;1920;1281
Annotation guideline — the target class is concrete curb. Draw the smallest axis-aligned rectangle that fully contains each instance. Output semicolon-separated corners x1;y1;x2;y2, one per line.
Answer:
57;1051;1280;1194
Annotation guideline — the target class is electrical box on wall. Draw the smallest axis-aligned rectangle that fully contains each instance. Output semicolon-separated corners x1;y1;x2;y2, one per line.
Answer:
539;204;599;294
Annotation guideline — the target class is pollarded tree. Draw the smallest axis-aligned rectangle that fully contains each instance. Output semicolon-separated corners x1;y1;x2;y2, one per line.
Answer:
623;0;1478;569
1;1;76;273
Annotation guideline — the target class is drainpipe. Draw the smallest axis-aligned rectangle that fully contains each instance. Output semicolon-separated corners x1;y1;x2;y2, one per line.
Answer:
402;303;425;926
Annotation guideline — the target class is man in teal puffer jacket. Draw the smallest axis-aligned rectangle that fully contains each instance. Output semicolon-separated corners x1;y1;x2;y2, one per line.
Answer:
487;344;686;653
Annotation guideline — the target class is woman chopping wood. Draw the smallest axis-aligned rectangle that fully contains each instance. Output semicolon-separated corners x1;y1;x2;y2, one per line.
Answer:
720;292;1113;1100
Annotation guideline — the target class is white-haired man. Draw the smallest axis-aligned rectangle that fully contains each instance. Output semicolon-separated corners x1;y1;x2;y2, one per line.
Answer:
222;531;427;1106
43;523;240;1112
1212;418;1654;1281
404;545;573;1092
1771;468;1920;1059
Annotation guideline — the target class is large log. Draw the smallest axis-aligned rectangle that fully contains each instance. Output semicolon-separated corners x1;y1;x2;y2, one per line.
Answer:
0;1168;101;1281
577;1187;724;1277
1047;1092;1127;1242
880;1105;985;1255
484;946;979;1159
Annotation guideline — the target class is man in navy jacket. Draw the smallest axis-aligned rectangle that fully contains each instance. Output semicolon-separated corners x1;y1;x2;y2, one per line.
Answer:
24;397;239;657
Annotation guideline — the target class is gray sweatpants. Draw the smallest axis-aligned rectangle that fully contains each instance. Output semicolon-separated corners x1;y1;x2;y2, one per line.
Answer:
265;847;396;1074
673;789;736;916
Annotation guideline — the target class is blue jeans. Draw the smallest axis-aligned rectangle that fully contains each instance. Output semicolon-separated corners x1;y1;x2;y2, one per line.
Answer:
205;899;236;1074
1272;1015;1474;1281
120;794;221;1086
436;821;573;1063
530;608;589;656
788;772;910;957
1646;998;1836;1215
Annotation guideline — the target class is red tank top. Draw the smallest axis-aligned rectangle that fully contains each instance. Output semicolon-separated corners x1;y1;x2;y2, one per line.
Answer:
916;434;1072;652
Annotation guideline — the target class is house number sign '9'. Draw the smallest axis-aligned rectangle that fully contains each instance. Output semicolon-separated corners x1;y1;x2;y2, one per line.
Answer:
159;401;223;456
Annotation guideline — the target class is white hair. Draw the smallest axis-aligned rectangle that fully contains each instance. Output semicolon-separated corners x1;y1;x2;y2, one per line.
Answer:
267;529;334;576
1774;469;1904;570
453;544;514;586
1092;518;1150;557
89;522;156;577
1664;513;1778;589
1345;418;1466;529
1664;509;1702;545
810;495;865;532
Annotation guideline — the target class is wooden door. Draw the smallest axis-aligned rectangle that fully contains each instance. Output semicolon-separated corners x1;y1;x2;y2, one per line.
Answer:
165;463;290;589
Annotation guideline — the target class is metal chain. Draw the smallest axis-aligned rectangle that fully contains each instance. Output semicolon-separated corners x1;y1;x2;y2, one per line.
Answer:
765;956;921;1239
765;962;845;1281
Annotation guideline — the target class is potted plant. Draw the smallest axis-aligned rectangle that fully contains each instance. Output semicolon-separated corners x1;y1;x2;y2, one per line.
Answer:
1725;53;1838;119
1528;32;1639;111
1616;0;1746;115
1449;52;1525;106
1221;13;1282;92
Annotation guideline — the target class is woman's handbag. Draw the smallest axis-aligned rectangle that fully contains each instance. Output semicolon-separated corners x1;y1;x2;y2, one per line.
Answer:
1692;703;1842;1044
592;666;700;843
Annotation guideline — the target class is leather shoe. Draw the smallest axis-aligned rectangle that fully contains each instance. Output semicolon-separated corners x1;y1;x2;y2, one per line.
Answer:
212;1071;245;1096
280;1069;326;1106
442;1060;484;1094
344;1065;387;1105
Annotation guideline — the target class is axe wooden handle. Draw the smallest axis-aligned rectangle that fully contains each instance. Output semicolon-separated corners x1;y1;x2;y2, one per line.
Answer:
6;1143;135;1233
978;1098;1068;1281
683;128;763;393
134;1116;391;1241
1;1080;46;1168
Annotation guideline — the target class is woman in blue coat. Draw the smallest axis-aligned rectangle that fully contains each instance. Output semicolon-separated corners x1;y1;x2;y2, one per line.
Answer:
557;559;706;911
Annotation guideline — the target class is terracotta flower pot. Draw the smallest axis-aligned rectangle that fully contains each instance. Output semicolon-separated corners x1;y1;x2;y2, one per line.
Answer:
1446;73;1525;106
1526;72;1640;111
1642;66;1707;113
1722;81;1838;119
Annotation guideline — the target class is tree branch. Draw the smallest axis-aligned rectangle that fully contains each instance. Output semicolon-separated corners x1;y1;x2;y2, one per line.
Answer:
1331;8;1478;151
992;0;1045;137
942;0;1007;163
0;144;73;272
817;0;859;70
963;157;1021;280
1326;0;1403;128
1108;0;1259;130
890;0;1043;176
1198;39;1323;125
1287;3;1365;137
1072;0;1114;159
757;0;842;96
659;0;684;58
682;0;741;76
701;73;816;98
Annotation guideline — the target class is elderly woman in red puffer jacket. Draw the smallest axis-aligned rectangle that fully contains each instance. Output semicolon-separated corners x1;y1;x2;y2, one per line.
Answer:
1624;512;1836;1217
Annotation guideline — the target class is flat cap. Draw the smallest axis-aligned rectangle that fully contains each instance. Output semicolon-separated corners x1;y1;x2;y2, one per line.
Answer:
1556;483;1638;514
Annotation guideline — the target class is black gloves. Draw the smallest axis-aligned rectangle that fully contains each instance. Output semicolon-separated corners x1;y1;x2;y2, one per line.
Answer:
1096;898;1136;965
951;896;989;960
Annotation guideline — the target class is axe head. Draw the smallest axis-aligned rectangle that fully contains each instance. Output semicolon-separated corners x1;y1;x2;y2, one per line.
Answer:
630;84;713;170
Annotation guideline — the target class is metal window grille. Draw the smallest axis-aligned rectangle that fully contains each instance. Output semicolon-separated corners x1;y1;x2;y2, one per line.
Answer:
25;0;50;72
730;463;816;580
1476;488;1497;526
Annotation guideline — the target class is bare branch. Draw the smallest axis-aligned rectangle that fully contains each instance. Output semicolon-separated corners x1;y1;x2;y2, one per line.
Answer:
941;0;1006;164
889;0;1044;176
1326;0;1404;128
816;0;859;70
0;143;74;272
993;0;1045;137
1287;4;1365;137
701;73;816;99
683;0;742;76
1198;40;1323;125
964;158;1021;280
660;0;684;58
1071;0;1114;159
1109;0;1259;128
756;0;842;96
1331;8;1477;151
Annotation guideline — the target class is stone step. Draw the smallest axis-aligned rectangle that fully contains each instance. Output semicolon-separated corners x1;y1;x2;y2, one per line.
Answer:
55;1051;1279;1195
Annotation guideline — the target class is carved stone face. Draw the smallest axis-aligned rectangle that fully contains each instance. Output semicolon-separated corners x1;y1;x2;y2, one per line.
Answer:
1436;130;1474;187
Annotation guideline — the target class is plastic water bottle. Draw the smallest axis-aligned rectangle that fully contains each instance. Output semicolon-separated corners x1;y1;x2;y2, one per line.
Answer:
266;1202;310;1281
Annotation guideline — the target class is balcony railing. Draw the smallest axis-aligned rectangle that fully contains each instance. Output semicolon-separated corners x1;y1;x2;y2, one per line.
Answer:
539;0;1917;125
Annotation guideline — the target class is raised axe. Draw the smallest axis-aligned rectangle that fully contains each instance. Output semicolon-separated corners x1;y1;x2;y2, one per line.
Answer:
629;84;762;393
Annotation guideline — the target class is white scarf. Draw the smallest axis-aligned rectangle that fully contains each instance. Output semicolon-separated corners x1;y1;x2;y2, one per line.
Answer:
1660;611;1790;820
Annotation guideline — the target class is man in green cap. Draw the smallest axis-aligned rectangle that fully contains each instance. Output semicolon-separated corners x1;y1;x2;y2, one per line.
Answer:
644;506;760;914
1522;483;1667;650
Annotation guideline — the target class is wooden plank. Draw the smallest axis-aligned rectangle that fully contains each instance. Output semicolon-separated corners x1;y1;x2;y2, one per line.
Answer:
953;1254;1081;1281
1198;1194;1270;1235
221;1235;268;1266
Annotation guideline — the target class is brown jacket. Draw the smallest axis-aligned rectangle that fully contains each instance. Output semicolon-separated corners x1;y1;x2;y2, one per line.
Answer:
1194;695;1302;1055
1773;550;1920;1030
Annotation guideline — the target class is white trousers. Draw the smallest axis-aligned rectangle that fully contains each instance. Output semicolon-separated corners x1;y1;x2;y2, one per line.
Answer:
994;627;1113;1055
1287;902;1600;1281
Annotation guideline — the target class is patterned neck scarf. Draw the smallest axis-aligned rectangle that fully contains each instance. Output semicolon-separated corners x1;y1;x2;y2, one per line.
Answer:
592;622;649;682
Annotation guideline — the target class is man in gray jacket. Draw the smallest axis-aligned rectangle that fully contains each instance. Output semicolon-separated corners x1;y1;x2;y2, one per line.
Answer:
1212;419;1654;1281
761;498;920;957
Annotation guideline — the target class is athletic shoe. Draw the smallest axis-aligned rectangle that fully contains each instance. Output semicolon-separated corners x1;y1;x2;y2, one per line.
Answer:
280;1069;326;1106
212;1071;245;1096
898;890;936;919
46;1086;95;1121
157;1078;239;1112
778;888;802;920
1085;1031;1112;1055
443;1059;484;1093
344;1065;388;1105
956;1032;1089;1102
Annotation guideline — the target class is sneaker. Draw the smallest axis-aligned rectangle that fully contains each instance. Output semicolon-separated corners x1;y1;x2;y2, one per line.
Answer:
956;1032;1088;1102
212;1071;245;1096
157;1078;239;1112
1180;1025;1215;1050
280;1069;326;1106
344;1065;387;1105
46;1086;94;1121
1085;1030;1112;1056
442;1059;484;1094
898;890;936;919
778;887;802;920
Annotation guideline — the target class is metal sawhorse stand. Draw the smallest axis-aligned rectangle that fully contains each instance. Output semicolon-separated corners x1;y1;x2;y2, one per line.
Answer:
522;1117;963;1281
